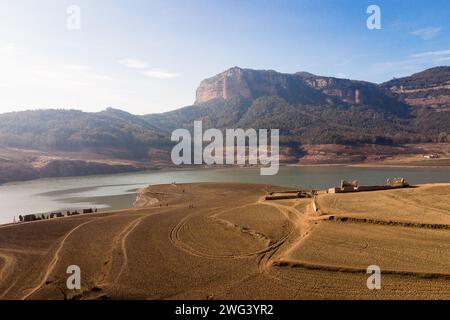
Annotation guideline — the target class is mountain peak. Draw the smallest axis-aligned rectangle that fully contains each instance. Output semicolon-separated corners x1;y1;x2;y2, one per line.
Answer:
195;67;252;104
193;67;400;113
228;66;244;72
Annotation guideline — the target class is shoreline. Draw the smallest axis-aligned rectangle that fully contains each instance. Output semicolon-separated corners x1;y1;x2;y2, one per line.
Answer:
287;162;450;169
3;181;450;228
2;161;450;186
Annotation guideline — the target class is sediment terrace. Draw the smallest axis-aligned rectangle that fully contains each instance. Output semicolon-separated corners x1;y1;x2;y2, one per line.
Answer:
0;182;449;299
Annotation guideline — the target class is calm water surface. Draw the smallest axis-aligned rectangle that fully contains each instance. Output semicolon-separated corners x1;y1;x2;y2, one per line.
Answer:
0;166;449;224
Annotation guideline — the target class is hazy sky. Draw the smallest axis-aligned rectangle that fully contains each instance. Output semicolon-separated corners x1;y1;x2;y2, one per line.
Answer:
0;0;449;114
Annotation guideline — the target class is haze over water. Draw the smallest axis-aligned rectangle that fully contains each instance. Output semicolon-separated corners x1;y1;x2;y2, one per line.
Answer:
0;166;449;224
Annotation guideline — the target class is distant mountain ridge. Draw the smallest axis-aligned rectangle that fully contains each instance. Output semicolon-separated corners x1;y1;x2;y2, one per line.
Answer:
0;66;449;183
381;66;450;111
0;108;165;158
1;66;449;149
195;67;327;106
144;66;449;144
194;66;411;116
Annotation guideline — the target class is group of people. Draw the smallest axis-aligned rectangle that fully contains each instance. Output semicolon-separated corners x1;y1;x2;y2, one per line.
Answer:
15;207;98;223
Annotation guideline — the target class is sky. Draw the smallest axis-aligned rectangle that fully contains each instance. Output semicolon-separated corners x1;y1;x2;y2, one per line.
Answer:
0;0;449;115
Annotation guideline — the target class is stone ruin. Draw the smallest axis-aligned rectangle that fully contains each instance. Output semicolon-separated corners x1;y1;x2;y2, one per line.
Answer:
386;177;409;188
340;180;359;191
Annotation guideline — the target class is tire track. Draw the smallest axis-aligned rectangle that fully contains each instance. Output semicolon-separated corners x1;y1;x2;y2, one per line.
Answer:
169;199;295;260
0;252;16;285
94;214;146;287
21;219;96;300
113;215;148;283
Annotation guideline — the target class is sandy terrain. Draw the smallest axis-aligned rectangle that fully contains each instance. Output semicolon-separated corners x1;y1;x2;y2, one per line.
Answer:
0;182;449;299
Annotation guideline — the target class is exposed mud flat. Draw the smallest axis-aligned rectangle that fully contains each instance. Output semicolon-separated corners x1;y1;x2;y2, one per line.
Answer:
0;183;449;299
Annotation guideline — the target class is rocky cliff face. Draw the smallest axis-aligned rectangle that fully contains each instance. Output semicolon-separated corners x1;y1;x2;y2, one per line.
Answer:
381;66;450;111
297;72;365;105
195;66;409;115
195;67;252;103
197;67;332;104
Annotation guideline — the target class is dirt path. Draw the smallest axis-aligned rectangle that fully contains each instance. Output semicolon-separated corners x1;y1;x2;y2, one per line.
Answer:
114;215;149;283
2;183;449;299
0;252;16;285
21;219;96;300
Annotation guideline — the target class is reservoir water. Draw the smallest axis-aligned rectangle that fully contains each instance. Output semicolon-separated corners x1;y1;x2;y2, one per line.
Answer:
0;166;449;224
